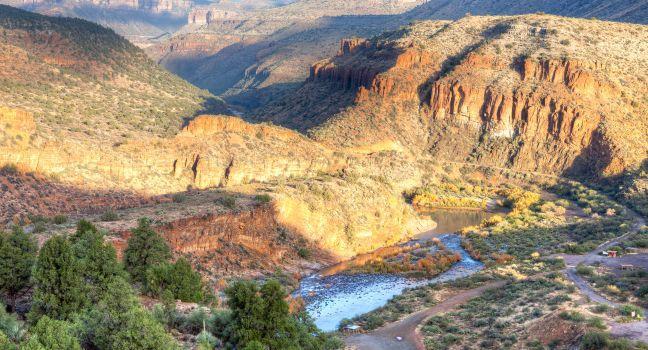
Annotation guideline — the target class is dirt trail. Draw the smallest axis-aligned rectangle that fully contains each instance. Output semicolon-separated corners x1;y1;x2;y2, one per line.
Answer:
344;281;507;350
562;206;648;343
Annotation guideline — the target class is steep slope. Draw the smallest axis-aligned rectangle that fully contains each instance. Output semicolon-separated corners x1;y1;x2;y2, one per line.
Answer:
0;0;192;40
409;0;648;24
0;4;225;143
148;0;424;108
0;7;432;260
150;0;647;111
258;15;648;181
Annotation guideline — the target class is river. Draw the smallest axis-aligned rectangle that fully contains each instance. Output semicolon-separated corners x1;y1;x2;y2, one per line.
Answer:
295;209;495;332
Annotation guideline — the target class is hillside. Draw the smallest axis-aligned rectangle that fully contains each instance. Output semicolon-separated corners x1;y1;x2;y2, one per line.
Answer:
150;0;647;110
409;0;648;24
148;0;423;108
256;15;648;202
0;0;193;40
0;5;225;144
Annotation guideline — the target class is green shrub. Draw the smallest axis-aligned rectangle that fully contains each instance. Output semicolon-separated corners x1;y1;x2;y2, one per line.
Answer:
576;264;595;276
0;227;37;305
100;211;118;222
587;317;606;329
618;304;644;318
32;222;46;233
0;303;22;342
218;196;236;209
124;218;171;283
20;316;81;350
608;338;633;350
559;311;585;322
254;194;272;203
30;236;87;321
145;258;204;303
196;330;218;350
581;332;609;350
0;164;18;175
52;215;68;225
179;308;210;335
364;314;384;330
630;239;648;248
591;304;611;314
80;277;180;350
172;193;187;203
297;247;311;259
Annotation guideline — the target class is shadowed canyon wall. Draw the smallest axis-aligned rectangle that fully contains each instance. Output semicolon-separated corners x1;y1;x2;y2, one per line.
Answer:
263;15;647;182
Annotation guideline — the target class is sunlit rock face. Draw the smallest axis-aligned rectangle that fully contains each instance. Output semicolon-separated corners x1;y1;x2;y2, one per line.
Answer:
261;15;647;180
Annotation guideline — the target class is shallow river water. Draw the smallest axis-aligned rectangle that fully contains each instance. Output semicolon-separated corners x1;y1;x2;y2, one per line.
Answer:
295;229;485;331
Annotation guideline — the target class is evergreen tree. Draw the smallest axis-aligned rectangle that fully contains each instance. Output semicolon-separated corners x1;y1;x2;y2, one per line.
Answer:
259;279;293;349
145;257;204;302
30;236;87;321
225;280;265;347
124;218;171;283
20;316;81;350
0;227;37;309
70;220;124;302
80;277;179;350
224;280;342;350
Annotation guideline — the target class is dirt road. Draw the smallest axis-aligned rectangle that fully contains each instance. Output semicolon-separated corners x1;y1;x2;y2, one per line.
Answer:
562;207;648;343
344;281;507;350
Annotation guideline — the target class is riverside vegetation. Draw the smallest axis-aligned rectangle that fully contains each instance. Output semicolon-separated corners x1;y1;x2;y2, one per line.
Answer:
0;220;342;349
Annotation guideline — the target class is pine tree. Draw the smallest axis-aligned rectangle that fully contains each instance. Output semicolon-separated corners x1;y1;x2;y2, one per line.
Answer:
30;236;87;321
70;220;124;302
145;257;204;302
0;227;37;310
225;280;265;347
80;277;179;350
124;218;171;283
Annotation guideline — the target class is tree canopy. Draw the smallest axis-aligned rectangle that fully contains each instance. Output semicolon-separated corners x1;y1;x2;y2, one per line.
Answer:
30;236;87;321
20;316;81;350
0;227;37;305
124;218;171;283
145;257;204;303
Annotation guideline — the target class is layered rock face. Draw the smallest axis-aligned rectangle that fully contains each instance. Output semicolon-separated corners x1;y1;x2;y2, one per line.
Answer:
148;0;425;106
113;204;331;277
0;112;336;194
267;15;647;180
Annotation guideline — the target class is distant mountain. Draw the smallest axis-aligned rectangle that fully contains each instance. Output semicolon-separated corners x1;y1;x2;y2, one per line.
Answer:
0;0;192;41
149;0;647;110
0;4;225;143
409;0;648;24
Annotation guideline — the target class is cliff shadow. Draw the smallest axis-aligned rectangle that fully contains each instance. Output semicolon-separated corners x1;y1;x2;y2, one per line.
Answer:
417;21;513;105
162;13;408;131
2;165;339;283
0;165;166;227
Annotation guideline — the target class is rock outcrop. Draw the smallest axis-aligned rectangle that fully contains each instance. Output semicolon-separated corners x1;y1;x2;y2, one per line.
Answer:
0;111;336;194
267;15;647;180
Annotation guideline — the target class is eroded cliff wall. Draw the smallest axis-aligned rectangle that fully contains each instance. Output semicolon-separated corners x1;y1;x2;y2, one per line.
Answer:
278;15;647;180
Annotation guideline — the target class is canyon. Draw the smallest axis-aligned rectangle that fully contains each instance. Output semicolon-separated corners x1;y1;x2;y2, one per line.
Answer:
260;15;647;183
0;3;647;350
149;0;648;111
1;8;646;263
